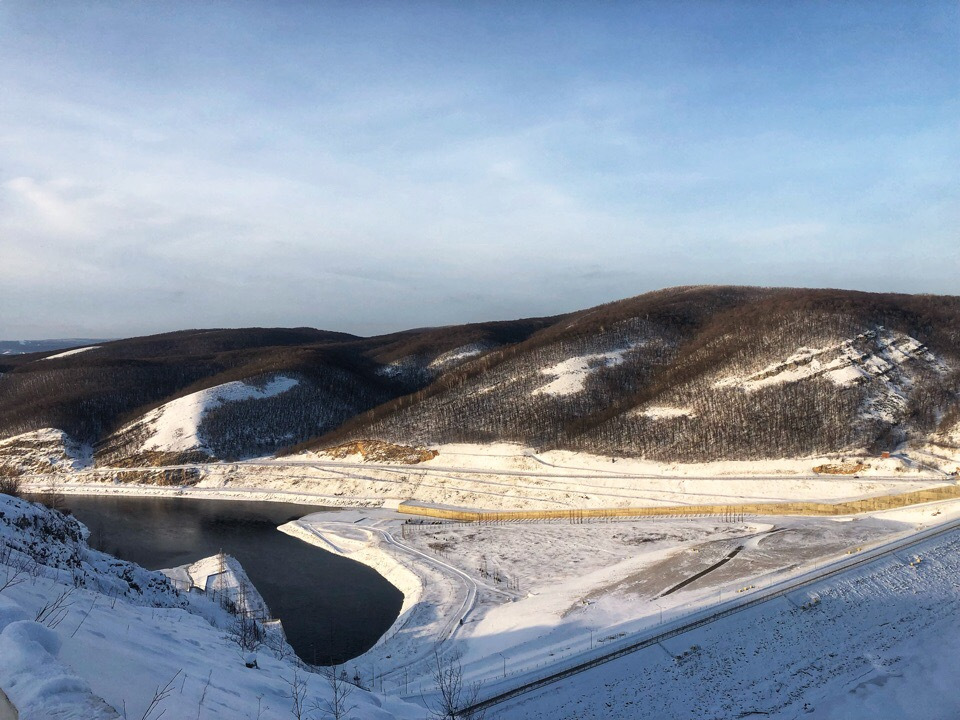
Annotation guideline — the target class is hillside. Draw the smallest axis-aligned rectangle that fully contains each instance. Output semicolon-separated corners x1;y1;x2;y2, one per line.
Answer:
0;339;111;356
0;319;555;467
1;287;958;468
313;287;960;462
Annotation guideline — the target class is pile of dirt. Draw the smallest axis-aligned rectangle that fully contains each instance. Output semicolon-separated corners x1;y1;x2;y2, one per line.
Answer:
321;440;438;464
812;462;867;475
102;450;211;468
107;467;203;486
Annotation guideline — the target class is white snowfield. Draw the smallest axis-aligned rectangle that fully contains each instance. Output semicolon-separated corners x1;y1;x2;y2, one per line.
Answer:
126;375;299;454
428;344;486;370
532;347;634;397
490;504;960;719
285;500;955;709
42;346;100;360
21;441;958;515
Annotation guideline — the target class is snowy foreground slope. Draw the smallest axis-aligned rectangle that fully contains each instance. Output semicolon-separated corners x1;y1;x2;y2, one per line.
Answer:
493;510;960;720
0;494;420;720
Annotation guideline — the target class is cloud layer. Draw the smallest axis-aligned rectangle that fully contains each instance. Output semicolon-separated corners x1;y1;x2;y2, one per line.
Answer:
1;1;957;338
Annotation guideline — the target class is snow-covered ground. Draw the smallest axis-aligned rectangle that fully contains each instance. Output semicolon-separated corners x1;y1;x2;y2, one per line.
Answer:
283;500;943;702
8;441;960;717
493;502;960;719
0;494;421;720
33;442;943;516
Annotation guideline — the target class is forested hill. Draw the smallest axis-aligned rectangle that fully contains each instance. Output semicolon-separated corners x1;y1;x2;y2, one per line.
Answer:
1;286;959;466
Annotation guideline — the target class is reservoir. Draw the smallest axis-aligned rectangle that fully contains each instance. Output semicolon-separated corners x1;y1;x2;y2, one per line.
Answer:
50;494;403;665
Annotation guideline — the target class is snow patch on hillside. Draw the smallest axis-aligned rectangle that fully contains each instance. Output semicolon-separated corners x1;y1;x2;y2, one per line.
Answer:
716;328;942;392
131;375;299;454
43;346;100;360
376;356;429;382
636;405;696;419
428;344;486;370
532;348;634;397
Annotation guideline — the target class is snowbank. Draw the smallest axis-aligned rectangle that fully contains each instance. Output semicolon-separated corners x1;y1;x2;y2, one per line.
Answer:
0;598;120;720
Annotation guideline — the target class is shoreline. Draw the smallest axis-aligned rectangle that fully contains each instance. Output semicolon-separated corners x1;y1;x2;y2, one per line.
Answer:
278;516;424;655
23;479;390;508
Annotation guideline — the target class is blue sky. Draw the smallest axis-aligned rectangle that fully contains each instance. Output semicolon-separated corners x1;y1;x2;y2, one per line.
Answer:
1;1;957;338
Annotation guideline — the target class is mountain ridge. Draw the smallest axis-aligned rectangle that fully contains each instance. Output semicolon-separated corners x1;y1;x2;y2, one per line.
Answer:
1;286;958;467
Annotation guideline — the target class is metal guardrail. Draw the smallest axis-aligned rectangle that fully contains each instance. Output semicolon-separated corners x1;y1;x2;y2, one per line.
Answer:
459;515;960;716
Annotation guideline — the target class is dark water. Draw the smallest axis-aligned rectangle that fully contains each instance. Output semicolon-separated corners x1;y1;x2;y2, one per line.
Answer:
45;494;403;665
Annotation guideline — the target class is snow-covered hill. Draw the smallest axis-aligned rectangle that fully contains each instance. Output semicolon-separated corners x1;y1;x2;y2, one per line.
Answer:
346;290;960;461
2;287;959;465
113;375;299;458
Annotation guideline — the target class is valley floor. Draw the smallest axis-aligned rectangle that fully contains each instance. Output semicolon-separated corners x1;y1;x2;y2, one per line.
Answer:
13;442;960;718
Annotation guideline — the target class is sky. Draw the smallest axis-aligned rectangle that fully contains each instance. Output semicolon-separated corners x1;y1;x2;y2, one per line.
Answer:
1;1;958;339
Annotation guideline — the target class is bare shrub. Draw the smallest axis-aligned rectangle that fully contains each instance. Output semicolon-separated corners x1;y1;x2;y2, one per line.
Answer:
0;474;22;498
0;544;35;592
310;665;355;720
35;586;75;628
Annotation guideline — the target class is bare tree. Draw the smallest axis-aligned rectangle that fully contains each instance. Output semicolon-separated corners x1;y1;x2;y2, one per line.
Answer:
265;626;292;661
139;669;181;720
310;665;355;720
41;475;66;512
231;613;264;653
284;667;308;720
424;650;485;720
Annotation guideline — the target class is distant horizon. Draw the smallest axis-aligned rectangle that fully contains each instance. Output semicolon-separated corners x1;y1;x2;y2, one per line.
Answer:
4;282;960;343
3;1;957;339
